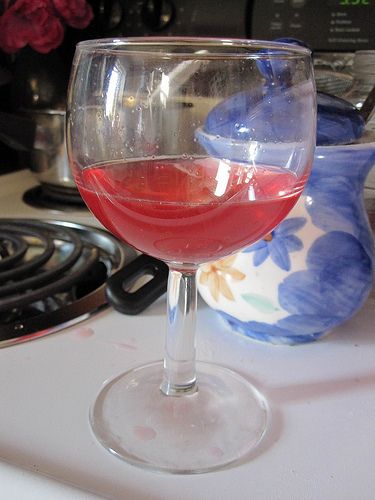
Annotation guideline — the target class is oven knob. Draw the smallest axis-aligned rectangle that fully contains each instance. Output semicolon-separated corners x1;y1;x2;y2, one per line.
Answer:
141;0;174;31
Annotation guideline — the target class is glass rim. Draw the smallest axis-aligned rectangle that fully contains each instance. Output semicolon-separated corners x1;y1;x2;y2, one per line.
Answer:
75;37;311;59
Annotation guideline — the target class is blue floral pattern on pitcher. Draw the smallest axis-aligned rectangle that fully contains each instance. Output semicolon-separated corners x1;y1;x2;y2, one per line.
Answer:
198;142;375;344
244;217;306;271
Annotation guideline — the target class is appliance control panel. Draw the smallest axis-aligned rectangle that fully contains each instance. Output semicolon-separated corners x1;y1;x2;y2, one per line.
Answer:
119;0;373;52
251;0;375;51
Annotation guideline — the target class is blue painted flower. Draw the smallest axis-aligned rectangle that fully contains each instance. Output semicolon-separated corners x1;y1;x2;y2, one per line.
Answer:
305;146;375;260
220;231;373;344
244;217;306;271
278;231;373;317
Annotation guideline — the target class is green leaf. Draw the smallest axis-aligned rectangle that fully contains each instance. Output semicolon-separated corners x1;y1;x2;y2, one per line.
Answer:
241;293;279;313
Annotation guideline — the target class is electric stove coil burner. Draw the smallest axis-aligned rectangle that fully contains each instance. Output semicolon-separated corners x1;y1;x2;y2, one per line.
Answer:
0;219;134;347
23;185;87;211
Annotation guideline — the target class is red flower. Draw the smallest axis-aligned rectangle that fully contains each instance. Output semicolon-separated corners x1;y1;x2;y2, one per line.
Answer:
0;0;93;54
52;0;93;29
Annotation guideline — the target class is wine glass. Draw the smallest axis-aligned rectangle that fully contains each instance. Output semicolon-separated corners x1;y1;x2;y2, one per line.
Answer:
67;38;316;473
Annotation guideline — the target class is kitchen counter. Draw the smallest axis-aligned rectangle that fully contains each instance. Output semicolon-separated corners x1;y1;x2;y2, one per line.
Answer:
0;170;375;499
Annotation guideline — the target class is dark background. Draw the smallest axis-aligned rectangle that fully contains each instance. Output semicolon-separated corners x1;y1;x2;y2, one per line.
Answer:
1;0;374;172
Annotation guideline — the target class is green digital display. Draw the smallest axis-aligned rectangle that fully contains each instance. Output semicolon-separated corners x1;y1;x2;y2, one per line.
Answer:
339;0;370;5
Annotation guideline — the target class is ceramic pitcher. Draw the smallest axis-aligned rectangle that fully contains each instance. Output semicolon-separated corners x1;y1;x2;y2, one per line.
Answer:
198;141;375;344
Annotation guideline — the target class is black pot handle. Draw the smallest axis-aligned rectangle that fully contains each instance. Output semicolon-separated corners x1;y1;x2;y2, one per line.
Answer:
105;254;169;315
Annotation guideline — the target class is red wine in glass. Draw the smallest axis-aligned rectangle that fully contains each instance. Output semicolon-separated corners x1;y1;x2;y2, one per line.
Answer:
78;156;306;264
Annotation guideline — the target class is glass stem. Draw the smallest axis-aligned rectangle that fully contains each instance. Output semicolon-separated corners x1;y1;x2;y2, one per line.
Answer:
160;266;198;396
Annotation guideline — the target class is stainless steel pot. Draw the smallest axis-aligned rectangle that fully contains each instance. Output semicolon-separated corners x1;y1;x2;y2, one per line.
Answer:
0;108;76;190
26;109;75;189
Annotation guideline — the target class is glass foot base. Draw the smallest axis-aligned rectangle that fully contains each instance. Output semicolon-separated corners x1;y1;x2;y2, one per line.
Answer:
90;361;268;474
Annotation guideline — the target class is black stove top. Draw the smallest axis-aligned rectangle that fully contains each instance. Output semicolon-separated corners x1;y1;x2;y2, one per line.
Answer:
23;185;87;211
0;219;132;347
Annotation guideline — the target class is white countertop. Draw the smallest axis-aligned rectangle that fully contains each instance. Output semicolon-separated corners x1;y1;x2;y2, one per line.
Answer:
0;170;375;499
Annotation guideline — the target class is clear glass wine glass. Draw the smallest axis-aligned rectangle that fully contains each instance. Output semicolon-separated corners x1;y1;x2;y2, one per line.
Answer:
66;37;316;473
